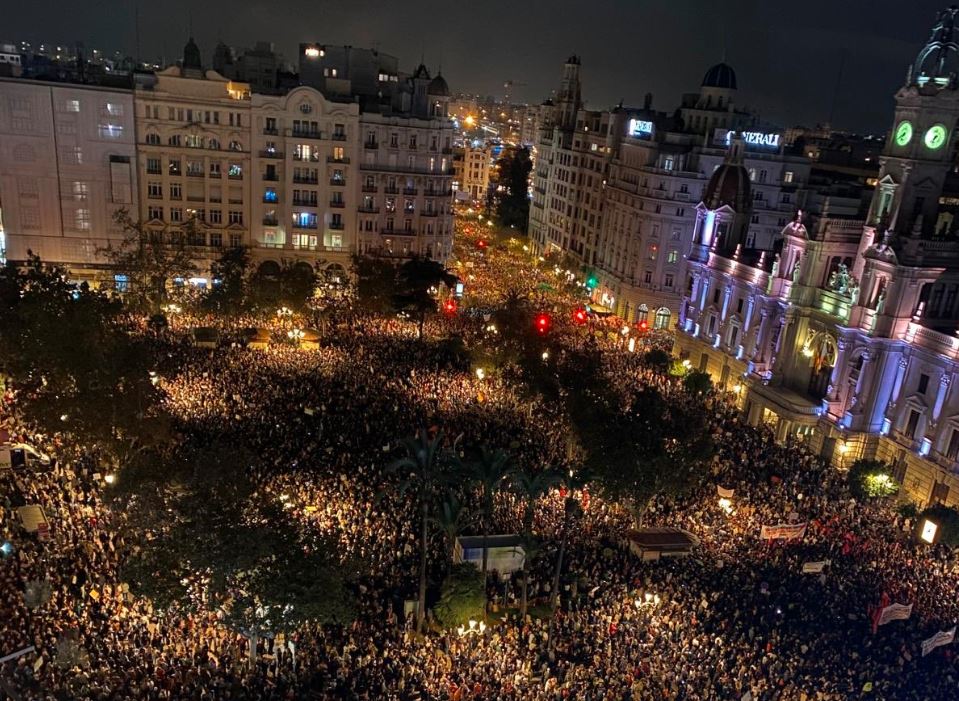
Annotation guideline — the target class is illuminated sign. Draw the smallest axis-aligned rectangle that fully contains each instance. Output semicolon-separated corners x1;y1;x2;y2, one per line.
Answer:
724;130;781;149
628;119;654;138
921;519;938;544
304;47;322;58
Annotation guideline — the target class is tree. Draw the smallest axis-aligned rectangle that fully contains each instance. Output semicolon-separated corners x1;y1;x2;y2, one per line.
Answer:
459;446;516;610
388;429;455;631
250;261;317;312
434;563;486;629
430;494;467;574
352;255;398;314
511;468;561;619
204;246;252;315
101;209;199;313
547;468;591;649
392;257;458;339
492;146;533;230
644;349;671;374
847;458;899;499
0;255;164;464
116;441;355;661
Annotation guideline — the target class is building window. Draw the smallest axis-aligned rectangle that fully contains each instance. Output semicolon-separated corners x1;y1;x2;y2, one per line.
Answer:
74;209;90;231
210;231;223;247
65;99;80;113
230;233;242;247
169;159;181;175
145;132;161;145
667;249;678;264
209;210;222;224
170;183;182;200
228;210;243;225
146;157;161;174
148;182;162;199
170;208;183;223
654;307;672;330
228;164;243;179
332;146;345;161
147;206;163;220
264;188;277;203
664;273;674;288
783;170;794;184
906;409;921;439
72;181;88;200
644;270;653;284
918;373;930;394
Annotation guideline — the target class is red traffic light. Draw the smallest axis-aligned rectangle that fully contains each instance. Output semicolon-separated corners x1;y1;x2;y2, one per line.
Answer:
477;239;488;249
573;307;587;325
535;313;551;334
443;299;457;314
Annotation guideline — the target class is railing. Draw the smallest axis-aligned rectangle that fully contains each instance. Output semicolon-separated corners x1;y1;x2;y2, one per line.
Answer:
329;221;344;230
384;186;399;194
362;184;378;193
263;127;279;136
358;206;380;213
263;196;278;204
293;154;320;162
293;176;318;184
290;129;322;139
292;221;318;230
263;173;279;181
187;171;204;178
146;168;161;175
330;178;346;186
262;217;279;226
228;174;243;180
292;199;318;207
331;133;347;141
421;210;439;217
259;150;283;158
327;156;350;164
381;227;415;236
364;142;379;149
329;201;345;209
404;188;418;196
360;163;455;176
209;172;221;179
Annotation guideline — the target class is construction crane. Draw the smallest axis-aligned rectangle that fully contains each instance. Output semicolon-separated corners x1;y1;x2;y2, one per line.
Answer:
503;79;527;104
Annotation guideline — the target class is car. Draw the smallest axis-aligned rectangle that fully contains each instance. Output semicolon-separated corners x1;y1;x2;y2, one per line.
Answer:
0;443;53;470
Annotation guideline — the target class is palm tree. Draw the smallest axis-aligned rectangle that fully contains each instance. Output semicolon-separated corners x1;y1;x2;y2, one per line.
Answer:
511;468;561;619
547;468;592;649
430;493;467;575
388;428;453;632
459;446;516;609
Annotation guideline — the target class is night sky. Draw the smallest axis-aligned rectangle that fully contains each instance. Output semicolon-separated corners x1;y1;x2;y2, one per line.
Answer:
7;0;949;133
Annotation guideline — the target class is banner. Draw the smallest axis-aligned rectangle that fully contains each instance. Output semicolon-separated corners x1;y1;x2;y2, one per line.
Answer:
802;560;829;574
0;646;35;664
922;627;956;656
877;602;913;626
760;523;807;541
717;485;735;499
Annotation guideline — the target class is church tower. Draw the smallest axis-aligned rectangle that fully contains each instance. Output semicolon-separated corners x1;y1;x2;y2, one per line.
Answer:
869;6;959;243
555;55;582;131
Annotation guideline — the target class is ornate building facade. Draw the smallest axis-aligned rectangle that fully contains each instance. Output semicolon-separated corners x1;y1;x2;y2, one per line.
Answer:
676;7;959;508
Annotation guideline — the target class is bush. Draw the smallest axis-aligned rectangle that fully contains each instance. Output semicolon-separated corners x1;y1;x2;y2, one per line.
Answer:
434;563;486;629
918;504;959;546
847;459;899;499
896;501;919;520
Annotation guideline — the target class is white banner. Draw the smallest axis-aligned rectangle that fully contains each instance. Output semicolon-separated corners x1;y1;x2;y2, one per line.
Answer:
802;560;829;574
717;485;735;499
922;627;956;657
878;602;913;626
0;646;35;664
760;522;807;541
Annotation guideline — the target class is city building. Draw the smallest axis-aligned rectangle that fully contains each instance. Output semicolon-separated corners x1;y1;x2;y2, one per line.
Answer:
528;56;834;328
0;77;137;280
675;8;959;509
251;86;359;279
453;143;492;202
133;38;253;282
298;44;399;101
213;41;287;95
0;43;23;77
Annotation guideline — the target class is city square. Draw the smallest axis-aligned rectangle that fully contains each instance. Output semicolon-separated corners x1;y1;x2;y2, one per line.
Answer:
3;2;959;700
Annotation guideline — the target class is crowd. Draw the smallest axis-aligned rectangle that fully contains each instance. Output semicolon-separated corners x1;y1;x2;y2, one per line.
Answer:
2;220;959;700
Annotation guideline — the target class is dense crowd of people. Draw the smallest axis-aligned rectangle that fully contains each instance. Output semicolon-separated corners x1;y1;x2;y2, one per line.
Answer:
2;220;959;700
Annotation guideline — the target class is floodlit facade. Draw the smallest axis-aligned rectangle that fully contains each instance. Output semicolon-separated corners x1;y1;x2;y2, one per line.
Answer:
453;144;492;202
676;8;959;508
0;77;137;280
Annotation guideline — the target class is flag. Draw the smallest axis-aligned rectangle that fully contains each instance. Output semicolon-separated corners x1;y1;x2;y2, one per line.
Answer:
802;560;829;574
921;627;956;656
877;602;912;626
717;485;735;499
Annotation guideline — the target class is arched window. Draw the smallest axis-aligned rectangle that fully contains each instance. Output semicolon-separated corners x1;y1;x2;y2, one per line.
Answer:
229;140;242;151
209;138;220;150
636;304;649;324
168;134;181;147
145;132;161;145
654;307;671;330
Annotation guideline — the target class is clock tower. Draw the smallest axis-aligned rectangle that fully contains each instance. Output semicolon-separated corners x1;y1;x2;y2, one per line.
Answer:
870;6;959;242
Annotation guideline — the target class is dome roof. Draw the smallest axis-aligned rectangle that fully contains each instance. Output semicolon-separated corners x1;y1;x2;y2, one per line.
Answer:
704;162;751;212
183;37;202;70
702;62;737;90
428;73;450;97
913;6;959;89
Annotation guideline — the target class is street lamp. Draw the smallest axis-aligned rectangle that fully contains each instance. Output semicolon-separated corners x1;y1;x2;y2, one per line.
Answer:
475;368;486;380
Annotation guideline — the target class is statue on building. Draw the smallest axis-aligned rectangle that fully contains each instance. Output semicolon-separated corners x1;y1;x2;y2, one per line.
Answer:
827;263;859;300
876;288;888;314
848;279;861;305
792;259;802;283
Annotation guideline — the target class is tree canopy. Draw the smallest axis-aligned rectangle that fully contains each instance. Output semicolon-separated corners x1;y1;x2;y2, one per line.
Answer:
492;146;533;231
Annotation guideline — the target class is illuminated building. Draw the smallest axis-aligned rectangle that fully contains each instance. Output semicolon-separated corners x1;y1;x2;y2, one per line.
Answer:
676;7;959;508
0;77;137;279
452;143;492;202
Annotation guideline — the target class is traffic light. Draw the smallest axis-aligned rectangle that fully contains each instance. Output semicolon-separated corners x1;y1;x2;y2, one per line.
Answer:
573;307;588;325
586;275;599;289
535;312;551;334
477;239;488;250
443;299;457;315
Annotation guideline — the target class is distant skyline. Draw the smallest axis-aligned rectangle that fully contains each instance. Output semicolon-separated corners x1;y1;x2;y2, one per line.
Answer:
5;0;948;133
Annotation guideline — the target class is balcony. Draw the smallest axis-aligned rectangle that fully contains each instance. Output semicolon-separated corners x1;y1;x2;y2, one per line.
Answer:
259;149;284;159
425;189;453;197
290;129;322;140
384;186;399;195
358;206;380;214
364;141;379;149
187;195;205;202
381;227;415;236
263;196;279;204
327;156;350;164
263;173;279;182
169;168;182;176
292;221;318;230
362;184;378;193
228;174;243;181
263;127;279;136
331;132;347;141
330;178;346;187
292;198;318;207
403;188;418;196
293;175;318;184
293;154;320;162
360;163;455;176
146;167;161;175
330;200;345;209
421;210;439;217
329;221;344;230
187;171;205;178
209;171;222;179
263;216;279;226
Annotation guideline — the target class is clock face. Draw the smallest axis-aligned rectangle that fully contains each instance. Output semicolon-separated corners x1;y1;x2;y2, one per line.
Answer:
894;120;913;147
925;124;948;150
